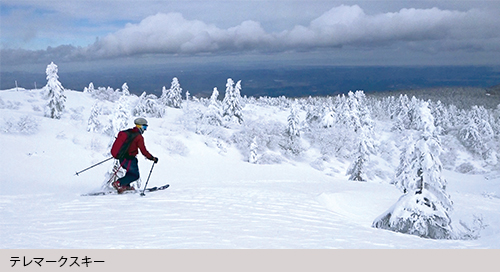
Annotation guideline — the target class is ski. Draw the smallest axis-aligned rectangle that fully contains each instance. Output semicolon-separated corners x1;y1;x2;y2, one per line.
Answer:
143;184;170;192
82;184;169;196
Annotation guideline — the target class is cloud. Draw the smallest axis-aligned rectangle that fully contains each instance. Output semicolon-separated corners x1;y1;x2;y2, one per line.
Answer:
88;5;499;56
85;12;274;58
2;4;499;65
278;5;498;49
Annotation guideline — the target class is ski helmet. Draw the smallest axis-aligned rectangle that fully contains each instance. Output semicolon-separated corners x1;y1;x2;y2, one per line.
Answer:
134;118;148;126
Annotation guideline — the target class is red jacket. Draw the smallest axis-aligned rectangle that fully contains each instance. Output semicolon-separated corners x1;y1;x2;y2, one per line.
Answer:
127;127;154;160
112;127;154;160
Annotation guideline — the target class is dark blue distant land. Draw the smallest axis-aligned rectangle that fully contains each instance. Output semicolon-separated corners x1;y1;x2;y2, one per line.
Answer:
2;66;499;98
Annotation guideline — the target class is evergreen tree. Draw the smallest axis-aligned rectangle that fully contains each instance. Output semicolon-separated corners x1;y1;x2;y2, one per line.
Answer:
335;94;351;127
201;87;223;126
321;108;336;128
133;92;164;118
346;91;362;132
287;103;300;139
159;86;168;106
346;128;373;181
392;94;410;131
430;100;449;134
249;137;259;163
43;62;66;119
104;96;130;137
305;104;323;128
83;82;95;94
346;91;375;181
373;101;454;239
122;83;130;96
459;105;495;161
222;78;243;124
185;90;190;110
282;102;304;156
392;134;416;189
87;101;102;132
161;77;183;108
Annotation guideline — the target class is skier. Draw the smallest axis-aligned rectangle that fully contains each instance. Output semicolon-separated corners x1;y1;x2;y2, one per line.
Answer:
112;117;158;193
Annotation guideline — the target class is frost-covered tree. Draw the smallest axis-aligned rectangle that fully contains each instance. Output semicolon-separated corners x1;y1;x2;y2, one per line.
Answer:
430;100;449;134
321;108;336;128
459;105;495;162
104;96;131;137
160;86;168;105
492;105;500;138
287;103;300;138
42;62;66;119
346;91;375;181
282;102;304;156
87;101;102;132
133;92;165;118
346;128;374;181
305;104;323;128
83;82;95;94
373;101;454;239
161;77;183;108
354;91;374;131
201;87;223;126
392;95;421;132
91;86;121;102
222;78;243;124
249;137;259;163
333;94;349;128
122;83;130;96
346;91;362;132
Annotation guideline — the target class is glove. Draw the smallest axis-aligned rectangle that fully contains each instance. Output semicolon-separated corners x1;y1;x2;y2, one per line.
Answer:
152;157;159;163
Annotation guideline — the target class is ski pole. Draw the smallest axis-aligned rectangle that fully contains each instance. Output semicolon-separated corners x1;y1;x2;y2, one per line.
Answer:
75;157;114;176
105;161;124;186
140;162;156;196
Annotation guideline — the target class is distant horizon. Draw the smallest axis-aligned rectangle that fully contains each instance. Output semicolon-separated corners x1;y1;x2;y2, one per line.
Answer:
2;64;500;99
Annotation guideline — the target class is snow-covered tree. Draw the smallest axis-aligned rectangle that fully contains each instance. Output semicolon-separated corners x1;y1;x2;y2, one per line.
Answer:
42;62;66;119
83;82;95;94
201;87;223;126
305;104;323;128
133;92;165;118
281;102;304;156
430;100;449;134
287;103;300;139
160;86;168;105
87;101;102;132
346;127;374;181
346;91;362;132
459;105;495;162
345;91;375;181
373;101;454;239
321;108;336;128
104;96;131;137
122;83;130;96
161;77;183;108
392;95;421;132
222;78;243;124
249;137;259;163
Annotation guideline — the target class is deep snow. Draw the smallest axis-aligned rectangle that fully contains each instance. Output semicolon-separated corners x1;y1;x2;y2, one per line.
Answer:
1;87;499;249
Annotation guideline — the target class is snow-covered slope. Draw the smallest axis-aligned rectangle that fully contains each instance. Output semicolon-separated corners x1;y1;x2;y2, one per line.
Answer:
1;87;499;248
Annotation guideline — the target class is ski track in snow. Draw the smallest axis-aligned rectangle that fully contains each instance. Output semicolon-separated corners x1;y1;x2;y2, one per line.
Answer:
1;180;488;249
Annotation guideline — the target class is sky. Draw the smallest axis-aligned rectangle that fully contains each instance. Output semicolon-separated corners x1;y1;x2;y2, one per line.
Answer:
1;0;500;71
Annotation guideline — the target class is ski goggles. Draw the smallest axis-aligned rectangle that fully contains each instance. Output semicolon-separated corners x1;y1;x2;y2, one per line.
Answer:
137;124;148;130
